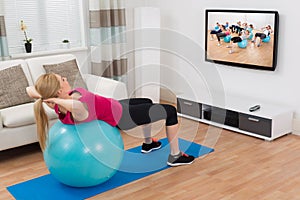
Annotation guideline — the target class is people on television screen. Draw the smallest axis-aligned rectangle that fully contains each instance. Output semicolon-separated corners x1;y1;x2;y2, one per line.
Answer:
227;30;251;54
230;21;242;34
224;22;230;29
210;22;222;40
216;26;231;46
247;24;254;33
251;25;273;47
240;22;248;33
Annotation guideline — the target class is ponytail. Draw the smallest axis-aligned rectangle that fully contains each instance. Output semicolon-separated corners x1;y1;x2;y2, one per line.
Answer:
33;73;61;151
34;98;49;151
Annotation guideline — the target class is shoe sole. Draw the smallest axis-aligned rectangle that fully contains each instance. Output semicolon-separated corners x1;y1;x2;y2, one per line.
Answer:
167;160;194;167
141;145;162;153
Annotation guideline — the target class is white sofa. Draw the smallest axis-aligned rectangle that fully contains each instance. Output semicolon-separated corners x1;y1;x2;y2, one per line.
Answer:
0;54;128;151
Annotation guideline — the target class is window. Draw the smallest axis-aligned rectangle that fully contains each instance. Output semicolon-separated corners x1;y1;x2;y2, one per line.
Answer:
3;0;86;55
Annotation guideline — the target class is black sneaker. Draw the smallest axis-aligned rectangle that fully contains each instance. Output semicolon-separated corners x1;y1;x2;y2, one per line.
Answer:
141;139;162;153
167;152;195;167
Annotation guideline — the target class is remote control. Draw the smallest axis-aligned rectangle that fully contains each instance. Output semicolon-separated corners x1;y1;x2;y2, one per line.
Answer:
249;105;260;112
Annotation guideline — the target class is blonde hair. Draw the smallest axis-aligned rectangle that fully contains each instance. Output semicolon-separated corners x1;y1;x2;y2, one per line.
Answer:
34;73;61;151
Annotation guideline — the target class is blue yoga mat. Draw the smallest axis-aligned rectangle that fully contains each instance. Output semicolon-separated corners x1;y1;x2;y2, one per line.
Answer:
7;138;213;200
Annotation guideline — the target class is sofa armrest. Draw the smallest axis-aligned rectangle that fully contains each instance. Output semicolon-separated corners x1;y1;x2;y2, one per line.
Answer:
83;74;128;100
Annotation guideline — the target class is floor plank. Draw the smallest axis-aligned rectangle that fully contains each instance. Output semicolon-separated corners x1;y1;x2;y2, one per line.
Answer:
1;117;300;200
207;30;274;68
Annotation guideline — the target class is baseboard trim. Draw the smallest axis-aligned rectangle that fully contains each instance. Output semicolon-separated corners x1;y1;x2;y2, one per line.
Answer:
160;88;177;104
292;118;300;136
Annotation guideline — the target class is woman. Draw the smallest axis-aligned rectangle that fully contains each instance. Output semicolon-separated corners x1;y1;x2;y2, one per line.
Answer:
251;25;272;47
27;73;195;167
210;22;222;40
230;21;242;34
216;26;231;46
227;30;250;54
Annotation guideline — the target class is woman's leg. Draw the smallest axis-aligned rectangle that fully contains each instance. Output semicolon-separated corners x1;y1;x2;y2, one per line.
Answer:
257;33;266;47
230;25;235;33
228;36;239;47
257;38;262;47
165;122;194;166
119;98;154;144
229;37;241;53
210;30;217;40
239;27;244;34
118;99;170;148
216;33;221;42
216;32;225;45
118;102;178;129
166;124;180;155
252;33;263;43
227;37;235;48
118;102;178;146
142;123;152;145
117;102;194;166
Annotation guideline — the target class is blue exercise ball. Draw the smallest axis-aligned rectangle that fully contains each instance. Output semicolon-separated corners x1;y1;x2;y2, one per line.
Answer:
44;120;124;187
248;33;254;40
223;35;231;43
238;39;248;48
262;36;271;43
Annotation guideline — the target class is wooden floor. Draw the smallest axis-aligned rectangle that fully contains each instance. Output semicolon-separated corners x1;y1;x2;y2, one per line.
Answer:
207;31;274;68
1;117;300;200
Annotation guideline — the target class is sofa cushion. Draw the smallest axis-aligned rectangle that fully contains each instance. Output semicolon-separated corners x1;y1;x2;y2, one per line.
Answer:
0;59;34;85
0;102;57;128
43;59;87;89
26;54;78;83
0;64;33;109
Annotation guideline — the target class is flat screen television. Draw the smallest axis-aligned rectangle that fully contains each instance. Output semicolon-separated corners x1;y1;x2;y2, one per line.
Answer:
205;9;279;71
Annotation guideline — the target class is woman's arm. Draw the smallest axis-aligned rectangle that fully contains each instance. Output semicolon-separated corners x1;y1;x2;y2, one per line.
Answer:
44;98;89;122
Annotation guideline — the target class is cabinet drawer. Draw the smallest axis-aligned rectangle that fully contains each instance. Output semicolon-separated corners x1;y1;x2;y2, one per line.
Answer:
239;113;272;137
177;98;201;118
203;107;239;128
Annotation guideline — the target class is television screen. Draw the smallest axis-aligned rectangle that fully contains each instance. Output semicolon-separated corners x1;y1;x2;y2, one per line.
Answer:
205;9;279;71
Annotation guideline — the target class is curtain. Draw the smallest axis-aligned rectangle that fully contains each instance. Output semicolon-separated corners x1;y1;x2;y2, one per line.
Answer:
89;0;127;81
0;4;9;60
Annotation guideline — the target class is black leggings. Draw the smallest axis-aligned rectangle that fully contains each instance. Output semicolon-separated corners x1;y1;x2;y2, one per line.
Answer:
231;36;242;43
230;25;243;34
117;98;178;130
255;33;267;39
216;32;227;42
210;29;222;34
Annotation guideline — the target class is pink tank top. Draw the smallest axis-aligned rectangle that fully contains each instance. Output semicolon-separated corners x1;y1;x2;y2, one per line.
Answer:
54;88;122;126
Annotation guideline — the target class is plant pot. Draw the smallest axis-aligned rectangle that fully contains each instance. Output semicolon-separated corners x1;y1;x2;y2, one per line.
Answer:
61;42;70;49
25;43;32;53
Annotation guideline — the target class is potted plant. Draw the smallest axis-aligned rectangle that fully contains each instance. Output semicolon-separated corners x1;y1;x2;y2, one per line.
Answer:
20;20;33;53
62;39;70;49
